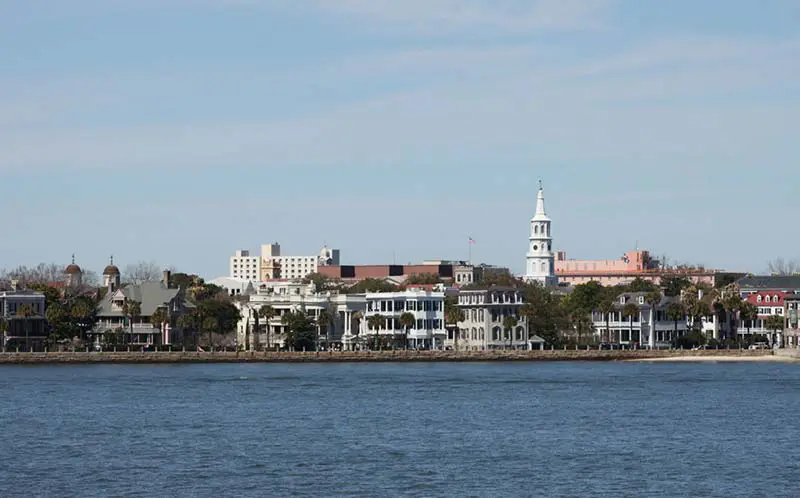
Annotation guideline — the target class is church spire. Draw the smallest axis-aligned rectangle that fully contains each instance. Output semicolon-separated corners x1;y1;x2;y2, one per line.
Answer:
534;180;548;219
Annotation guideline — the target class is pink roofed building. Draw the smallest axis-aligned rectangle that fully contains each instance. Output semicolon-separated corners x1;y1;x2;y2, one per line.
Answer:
554;250;722;287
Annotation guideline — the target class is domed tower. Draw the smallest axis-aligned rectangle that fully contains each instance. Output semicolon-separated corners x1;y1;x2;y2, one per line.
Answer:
524;180;558;286
103;255;121;291
64;254;83;288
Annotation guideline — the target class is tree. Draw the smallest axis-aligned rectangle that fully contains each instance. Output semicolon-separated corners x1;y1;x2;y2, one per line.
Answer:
197;300;240;349
281;311;316;351
150;307;168;334
366;314;386;350
169;272;203;290
176;312;199;349
644;291;662;348
520;281;569;346
258;305;277;349
622;302;640;346
462;270;523;289
765;315;785;346
343;279;400;294
721;284;743;339
17;304;38;351
673;330;707;349
302;273;340;292
597;294;616;344
0;318;7;352
444;296;465;350
739;302;758;340
404;274;443;285
122;261;163;285
121;300;141;347
767;257;800;276
627;277;658;293
2;263;97;286
316;308;333;349
502;315;518;349
398;312;415;349
661;275;692;297
666;302;686;340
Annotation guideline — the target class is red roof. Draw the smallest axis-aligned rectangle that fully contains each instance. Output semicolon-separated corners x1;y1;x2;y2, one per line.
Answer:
746;291;787;309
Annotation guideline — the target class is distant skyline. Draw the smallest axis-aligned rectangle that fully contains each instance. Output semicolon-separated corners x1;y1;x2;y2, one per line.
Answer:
1;0;798;278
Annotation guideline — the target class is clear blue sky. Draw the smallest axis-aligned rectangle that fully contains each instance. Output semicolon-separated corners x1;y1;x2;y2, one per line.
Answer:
1;0;798;278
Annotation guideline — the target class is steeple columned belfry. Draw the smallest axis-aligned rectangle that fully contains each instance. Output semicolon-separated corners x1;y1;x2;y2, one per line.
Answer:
524;180;558;286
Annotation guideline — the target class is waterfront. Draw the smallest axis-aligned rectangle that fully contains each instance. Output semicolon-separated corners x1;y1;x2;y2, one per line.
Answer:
1;362;799;496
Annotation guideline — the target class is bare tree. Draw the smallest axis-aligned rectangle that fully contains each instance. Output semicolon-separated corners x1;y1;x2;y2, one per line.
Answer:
122;261;163;284
767;257;800;276
0;263;99;286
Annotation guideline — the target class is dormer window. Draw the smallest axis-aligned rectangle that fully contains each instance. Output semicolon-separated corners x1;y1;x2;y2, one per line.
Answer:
638;296;645;305
773;295;780;302
619;296;625;304
757;295;762;303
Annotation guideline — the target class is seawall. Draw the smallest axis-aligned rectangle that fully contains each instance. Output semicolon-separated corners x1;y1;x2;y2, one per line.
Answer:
0;349;774;365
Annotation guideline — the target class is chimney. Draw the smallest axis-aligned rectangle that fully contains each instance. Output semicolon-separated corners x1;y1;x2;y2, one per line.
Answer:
163;270;171;288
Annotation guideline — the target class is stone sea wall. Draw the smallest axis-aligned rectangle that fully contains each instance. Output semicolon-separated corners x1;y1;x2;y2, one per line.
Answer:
0;349;772;365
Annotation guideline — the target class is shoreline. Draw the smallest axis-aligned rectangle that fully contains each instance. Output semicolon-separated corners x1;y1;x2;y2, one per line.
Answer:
0;349;787;365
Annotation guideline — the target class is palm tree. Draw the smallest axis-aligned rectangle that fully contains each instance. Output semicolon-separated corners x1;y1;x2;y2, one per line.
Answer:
666;302;686;342
739;302;758;342
316;308;333;351
399;312;415;350
597;298;615;344
258;305;277;350
645;291;662;348
17;304;37;352
150;307;168;346
366;314;386;350
350;311;364;350
176;313;197;349
722;285;743;339
502;315;518;350
765;314;785;347
445;305;465;350
622;302;639;346
250;308;259;352
0;318;7;352
121;299;141;347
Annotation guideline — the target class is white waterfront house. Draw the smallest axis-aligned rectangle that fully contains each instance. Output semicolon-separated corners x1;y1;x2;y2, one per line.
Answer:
590;292;690;347
236;281;365;351
524;180;558;286
363;286;446;349
448;287;545;350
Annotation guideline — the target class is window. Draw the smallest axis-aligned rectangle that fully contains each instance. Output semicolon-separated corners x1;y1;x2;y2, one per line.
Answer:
638;296;644;305
757;295;762;303
620;296;625;304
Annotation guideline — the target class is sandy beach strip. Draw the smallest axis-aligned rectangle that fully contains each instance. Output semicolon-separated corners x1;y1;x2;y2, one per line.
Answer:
628;355;799;363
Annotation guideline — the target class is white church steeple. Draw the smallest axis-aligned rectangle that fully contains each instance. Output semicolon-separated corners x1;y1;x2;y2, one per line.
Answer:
524;180;558;286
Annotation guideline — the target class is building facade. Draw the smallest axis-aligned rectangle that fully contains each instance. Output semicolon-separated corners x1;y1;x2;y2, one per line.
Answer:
0;283;47;352
554;250;728;287
236;281;366;351
229;243;340;282
524;181;557;286
92;272;195;348
447;288;545;350
364;288;446;349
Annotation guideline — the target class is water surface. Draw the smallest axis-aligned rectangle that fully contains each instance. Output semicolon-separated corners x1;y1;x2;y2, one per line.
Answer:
1;362;798;497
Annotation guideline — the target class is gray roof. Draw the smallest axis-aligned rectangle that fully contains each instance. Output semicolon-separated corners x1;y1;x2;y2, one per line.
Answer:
736;275;800;291
612;292;676;309
96;281;194;317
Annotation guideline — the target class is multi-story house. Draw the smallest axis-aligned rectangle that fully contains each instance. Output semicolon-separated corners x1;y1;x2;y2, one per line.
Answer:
447;287;545;350
236;281;365;351
0;281;47;352
785;295;800;348
590;292;689;347
740;291;787;344
92;271;195;348
363;286;446;350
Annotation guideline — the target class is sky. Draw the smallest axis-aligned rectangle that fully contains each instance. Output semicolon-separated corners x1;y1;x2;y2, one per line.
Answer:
1;0;798;278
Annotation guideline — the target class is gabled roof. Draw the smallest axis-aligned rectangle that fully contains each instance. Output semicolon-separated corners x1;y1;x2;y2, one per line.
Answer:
96;281;193;317
737;275;800;291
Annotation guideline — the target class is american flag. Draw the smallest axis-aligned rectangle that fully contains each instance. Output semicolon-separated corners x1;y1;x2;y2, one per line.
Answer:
469;237;476;244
